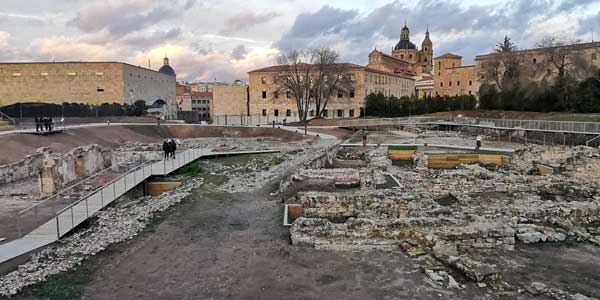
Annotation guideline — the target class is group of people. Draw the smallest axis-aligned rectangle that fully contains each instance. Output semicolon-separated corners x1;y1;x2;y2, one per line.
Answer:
35;117;54;132
162;139;178;159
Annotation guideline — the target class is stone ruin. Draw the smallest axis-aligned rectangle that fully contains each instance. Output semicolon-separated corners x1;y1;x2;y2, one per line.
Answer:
281;141;600;298
0;145;112;196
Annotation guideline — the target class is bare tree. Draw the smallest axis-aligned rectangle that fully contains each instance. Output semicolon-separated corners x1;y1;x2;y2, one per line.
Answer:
277;48;353;121
276;50;314;121
478;36;520;92
310;48;353;117
536;37;585;109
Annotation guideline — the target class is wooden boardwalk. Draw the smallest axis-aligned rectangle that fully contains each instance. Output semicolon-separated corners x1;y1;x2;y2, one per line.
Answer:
0;148;278;265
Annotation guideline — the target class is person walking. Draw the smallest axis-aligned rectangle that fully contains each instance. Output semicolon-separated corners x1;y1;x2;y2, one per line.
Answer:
162;140;170;160
476;135;482;151
49;117;54;131
169;139;177;159
35;117;40;132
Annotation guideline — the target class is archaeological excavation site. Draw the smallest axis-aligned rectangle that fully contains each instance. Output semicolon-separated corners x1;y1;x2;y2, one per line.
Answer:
0;120;599;299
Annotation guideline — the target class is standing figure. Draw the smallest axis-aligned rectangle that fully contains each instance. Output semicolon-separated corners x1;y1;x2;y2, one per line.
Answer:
169;139;177;159
49;117;54;131
162;140;170;160
476;135;482;151
362;129;368;147
35;117;40;132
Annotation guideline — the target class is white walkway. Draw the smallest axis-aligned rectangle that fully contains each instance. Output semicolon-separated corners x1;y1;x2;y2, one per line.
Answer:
0;148;278;265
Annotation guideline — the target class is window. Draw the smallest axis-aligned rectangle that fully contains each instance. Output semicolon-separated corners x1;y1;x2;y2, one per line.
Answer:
468;90;472;95
261;77;266;84
274;109;279;117
409;54;413;59
452;63;455;67
350;89;355;98
457;81;460;86
273;76;278;83
274;91;279;99
286;90;291;98
310;110;315;117
449;81;452;87
481;74;485;79
425;47;428;52
593;53;597;60
262;109;267;116
286;109;291;117
97;88;104;92
400;54;404;59
533;58;537;64
469;80;472;86
262;91;267;99
440;82;443;87
349;109;355;117
337;91;343;98
337;110;343;118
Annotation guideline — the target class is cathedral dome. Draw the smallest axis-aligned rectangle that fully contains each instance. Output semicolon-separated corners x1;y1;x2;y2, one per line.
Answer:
394;40;417;50
158;56;176;77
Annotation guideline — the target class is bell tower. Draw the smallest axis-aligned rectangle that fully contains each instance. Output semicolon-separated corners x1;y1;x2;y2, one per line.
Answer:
421;25;433;74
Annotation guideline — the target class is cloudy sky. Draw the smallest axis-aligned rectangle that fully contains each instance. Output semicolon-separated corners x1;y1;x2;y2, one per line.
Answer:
1;0;599;82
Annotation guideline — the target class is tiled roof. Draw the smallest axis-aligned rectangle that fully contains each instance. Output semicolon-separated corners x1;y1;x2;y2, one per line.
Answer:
434;53;463;59
248;63;365;73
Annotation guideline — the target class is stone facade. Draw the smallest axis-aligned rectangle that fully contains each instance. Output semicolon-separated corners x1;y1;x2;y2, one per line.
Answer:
434;41;600;98
0;62;176;118
433;54;479;97
475;41;600;87
248;64;415;119
211;84;249;117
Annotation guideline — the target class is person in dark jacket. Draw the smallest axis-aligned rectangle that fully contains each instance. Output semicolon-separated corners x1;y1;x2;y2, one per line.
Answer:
169;139;177;159
35;117;40;132
162;140;170;160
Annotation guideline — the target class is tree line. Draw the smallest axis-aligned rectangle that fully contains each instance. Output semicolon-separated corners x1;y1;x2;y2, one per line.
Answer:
478;36;600;113
365;93;477;117
0;100;147;119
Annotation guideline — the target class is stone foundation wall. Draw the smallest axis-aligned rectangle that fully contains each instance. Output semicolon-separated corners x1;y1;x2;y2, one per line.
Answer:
0;151;45;185
299;191;409;219
39;145;112;195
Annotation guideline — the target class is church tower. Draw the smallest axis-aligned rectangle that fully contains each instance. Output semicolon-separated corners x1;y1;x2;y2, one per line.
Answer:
420;26;433;74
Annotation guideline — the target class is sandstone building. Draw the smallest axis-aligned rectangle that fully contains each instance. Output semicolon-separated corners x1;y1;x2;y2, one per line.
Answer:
434;53;480;97
368;24;433;76
177;82;212;120
415;74;434;99
247;63;415;119
211;84;249;118
0;58;177;118
475;41;600;87
435;41;600;98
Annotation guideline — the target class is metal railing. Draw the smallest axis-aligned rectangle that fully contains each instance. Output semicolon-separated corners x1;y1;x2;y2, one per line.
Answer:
42;148;211;239
16;152;162;238
336;116;600;135
0;111;17;126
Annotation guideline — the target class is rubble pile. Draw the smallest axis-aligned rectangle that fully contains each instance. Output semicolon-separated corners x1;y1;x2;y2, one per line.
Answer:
284;130;600;297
